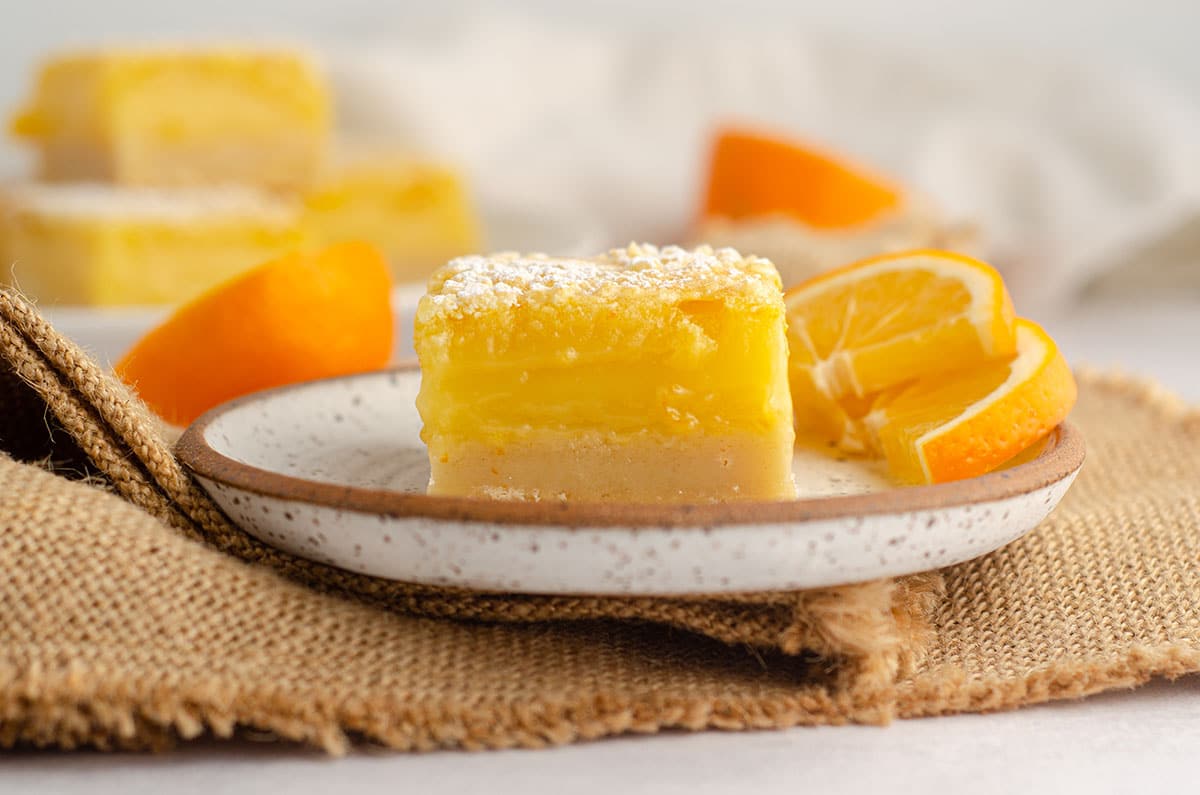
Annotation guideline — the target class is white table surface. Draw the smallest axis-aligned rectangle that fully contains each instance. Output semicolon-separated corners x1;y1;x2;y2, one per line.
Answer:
7;299;1200;793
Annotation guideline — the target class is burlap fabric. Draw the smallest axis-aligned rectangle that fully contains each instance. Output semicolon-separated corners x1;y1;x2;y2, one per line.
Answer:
1;288;1198;753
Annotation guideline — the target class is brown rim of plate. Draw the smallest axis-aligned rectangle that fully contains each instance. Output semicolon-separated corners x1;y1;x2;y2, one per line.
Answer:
175;362;1085;529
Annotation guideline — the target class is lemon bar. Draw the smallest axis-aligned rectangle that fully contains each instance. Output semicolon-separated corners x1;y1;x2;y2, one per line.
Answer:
0;184;302;306
414;244;796;502
303;149;479;283
11;46;329;192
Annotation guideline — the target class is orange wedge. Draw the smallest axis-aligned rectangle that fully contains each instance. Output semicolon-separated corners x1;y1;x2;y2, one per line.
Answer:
117;241;393;425
864;319;1077;484
703;128;903;229
784;250;1018;418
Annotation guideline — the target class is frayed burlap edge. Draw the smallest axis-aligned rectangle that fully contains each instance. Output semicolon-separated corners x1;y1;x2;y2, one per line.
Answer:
0;659;896;755
899;645;1200;718
0;288;939;692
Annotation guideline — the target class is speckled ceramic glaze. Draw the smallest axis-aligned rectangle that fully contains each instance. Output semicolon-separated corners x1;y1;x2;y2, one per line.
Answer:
176;365;1084;595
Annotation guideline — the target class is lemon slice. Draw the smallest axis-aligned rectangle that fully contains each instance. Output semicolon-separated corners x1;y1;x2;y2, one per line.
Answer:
865;319;1077;483
784;249;1017;404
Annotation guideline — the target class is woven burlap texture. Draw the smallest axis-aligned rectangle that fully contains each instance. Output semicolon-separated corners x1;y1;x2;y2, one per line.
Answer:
1;288;1198;752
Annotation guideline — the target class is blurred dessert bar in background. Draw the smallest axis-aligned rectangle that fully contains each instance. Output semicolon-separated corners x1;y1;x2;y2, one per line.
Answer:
3;45;479;306
0;183;301;305
695;128;974;286
10;47;329;192
303;147;479;284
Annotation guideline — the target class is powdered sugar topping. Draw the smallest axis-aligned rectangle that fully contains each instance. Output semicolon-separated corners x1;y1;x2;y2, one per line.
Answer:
1;183;300;225
423;243;782;318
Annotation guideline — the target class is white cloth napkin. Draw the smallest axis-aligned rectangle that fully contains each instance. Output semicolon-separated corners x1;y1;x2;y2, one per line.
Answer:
327;16;1200;316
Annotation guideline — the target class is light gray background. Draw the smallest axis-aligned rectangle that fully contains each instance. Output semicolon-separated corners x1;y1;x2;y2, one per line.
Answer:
3;0;1199;120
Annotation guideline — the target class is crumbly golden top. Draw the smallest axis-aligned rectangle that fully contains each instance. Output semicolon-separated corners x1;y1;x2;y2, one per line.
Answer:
421;243;783;320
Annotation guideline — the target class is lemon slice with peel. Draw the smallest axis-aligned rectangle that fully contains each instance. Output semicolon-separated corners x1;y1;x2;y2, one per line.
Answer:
784;249;1017;406
863;318;1077;484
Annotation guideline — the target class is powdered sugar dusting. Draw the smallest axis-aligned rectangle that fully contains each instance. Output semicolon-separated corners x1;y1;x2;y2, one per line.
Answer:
2;183;300;225
423;243;782;317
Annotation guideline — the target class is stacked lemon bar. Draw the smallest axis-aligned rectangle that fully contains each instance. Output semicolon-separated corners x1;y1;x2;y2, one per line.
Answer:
3;46;478;306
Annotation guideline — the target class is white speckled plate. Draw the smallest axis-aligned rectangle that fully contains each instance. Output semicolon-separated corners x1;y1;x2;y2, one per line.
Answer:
176;365;1084;595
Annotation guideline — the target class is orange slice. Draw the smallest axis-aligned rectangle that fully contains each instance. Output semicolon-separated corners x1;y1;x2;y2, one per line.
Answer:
703;128;903;229
864;319;1077;484
116;241;393;425
784;249;1017;416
